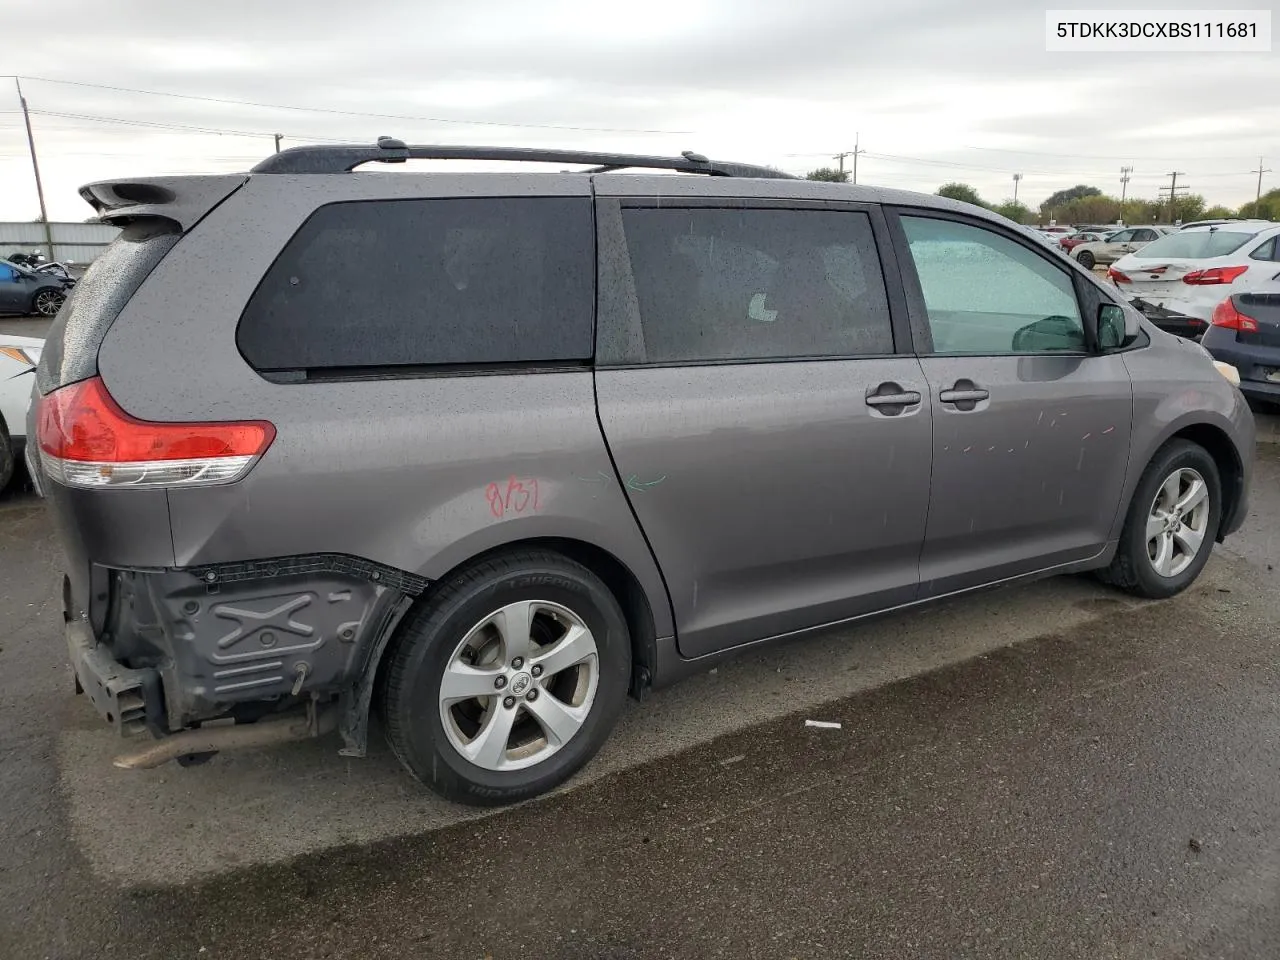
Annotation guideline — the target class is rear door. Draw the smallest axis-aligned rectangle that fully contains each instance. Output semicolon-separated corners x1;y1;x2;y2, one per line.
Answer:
888;209;1134;597
593;195;932;658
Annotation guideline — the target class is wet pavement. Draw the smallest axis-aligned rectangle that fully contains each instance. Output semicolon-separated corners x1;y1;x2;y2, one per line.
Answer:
1;444;1278;959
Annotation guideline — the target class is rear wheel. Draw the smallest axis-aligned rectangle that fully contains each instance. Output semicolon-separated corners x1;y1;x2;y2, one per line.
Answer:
382;549;631;806
1100;440;1220;599
1075;250;1095;270
31;288;65;317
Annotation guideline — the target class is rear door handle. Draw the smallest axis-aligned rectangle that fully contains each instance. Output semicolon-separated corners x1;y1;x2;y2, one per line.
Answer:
939;388;989;403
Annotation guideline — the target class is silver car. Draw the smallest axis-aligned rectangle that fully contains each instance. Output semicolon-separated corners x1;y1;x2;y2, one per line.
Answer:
1071;225;1171;269
30;141;1254;806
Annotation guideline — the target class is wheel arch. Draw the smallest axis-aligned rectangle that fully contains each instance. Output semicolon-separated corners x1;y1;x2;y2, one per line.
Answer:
373;536;661;714
1167;421;1244;543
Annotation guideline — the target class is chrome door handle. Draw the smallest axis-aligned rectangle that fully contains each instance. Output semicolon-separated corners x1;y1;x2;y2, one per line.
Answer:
939;388;989;403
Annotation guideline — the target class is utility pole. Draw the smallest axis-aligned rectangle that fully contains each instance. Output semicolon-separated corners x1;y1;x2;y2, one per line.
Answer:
1159;171;1187;224
274;133;282;153
1251;157;1271;204
1012;173;1022;204
1119;166;1132;224
15;78;54;262
833;133;866;184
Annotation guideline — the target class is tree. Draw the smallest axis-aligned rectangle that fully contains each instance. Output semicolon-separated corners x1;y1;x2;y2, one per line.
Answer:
1041;185;1102;212
1239;189;1280;220
1201;205;1235;220
936;182;986;206
1169;193;1206;223
806;167;849;183
992;200;1032;224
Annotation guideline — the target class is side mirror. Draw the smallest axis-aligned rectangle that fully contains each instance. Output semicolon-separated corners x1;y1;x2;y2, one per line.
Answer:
1094;302;1137;351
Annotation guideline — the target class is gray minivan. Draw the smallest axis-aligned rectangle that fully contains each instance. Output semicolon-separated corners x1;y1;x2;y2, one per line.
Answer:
29;141;1253;805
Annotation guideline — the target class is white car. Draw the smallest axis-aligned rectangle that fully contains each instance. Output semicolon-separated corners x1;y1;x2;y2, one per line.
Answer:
1108;220;1280;339
0;335;42;491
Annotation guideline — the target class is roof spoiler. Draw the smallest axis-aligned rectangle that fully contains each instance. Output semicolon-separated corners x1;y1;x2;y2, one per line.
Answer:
78;175;249;231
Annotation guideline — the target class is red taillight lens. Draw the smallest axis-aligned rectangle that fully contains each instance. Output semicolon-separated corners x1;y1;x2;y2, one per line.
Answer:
1107;267;1131;284
36;376;275;488
1183;265;1249;286
1210;298;1259;333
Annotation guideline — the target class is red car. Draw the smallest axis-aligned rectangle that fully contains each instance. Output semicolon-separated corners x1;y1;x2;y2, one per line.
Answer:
1060;230;1111;254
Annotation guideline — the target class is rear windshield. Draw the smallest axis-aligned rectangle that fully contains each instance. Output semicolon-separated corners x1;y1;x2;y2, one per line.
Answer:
1135;230;1257;260
36;221;179;395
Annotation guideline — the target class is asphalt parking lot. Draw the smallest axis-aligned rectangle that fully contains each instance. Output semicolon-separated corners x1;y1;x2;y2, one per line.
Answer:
3;312;1280;958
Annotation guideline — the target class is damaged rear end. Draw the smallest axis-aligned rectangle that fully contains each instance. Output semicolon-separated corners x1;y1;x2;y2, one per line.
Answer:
29;174;405;763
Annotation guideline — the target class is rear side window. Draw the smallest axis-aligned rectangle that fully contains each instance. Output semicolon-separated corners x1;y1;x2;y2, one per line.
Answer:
619;207;892;364
36;220;179;395
1250;236;1279;262
237;198;594;372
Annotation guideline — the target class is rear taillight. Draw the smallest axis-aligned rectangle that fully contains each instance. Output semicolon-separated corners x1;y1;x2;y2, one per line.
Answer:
1183;265;1249;286
1107;267;1131;284
36;376;275;488
1210;298;1259;333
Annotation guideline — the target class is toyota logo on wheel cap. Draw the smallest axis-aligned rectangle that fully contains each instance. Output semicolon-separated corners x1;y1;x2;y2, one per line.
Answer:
510;672;532;696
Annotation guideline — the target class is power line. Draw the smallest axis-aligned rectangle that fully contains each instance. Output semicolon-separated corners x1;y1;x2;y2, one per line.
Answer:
958;143;1262;162
29;108;353;142
5;74;693;135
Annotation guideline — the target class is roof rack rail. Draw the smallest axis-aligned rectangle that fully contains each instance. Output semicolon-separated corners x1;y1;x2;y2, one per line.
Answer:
249;137;795;179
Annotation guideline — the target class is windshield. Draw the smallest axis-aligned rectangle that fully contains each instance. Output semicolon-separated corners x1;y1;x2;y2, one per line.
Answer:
1136;229;1258;259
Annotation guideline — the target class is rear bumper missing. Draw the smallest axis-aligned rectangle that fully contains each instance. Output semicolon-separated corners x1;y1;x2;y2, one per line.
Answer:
65;555;427;738
65;619;163;737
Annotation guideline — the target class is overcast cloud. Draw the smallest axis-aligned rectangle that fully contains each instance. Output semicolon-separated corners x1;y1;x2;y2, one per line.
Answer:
1;0;1274;221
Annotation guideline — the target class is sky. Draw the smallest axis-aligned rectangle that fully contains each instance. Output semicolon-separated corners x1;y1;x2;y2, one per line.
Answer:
0;0;1275;222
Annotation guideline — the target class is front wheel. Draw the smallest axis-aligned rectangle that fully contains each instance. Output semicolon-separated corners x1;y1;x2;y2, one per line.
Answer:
31;288;66;317
1075;250;1095;270
1100;440;1221;599
381;550;631;806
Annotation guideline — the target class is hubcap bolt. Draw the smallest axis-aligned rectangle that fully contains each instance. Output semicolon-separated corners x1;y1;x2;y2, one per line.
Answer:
526;689;539;702
494;676;507;690
531;665;543;678
503;696;516;709
511;657;524;669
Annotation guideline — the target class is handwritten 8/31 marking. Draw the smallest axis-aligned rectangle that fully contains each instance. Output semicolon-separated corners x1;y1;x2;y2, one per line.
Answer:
485;477;542;518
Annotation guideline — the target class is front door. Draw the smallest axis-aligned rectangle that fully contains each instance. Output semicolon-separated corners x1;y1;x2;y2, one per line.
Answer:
889;210;1135;598
593;197;933;658
0;263;26;313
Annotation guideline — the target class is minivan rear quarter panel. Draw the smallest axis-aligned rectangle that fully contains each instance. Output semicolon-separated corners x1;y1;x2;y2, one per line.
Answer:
93;173;674;638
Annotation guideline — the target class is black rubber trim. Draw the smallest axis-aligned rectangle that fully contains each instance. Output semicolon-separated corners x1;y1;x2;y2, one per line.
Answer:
185;553;429;596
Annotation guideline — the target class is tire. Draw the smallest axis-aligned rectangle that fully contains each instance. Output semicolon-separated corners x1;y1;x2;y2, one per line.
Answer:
31;288;65;317
381;549;631;806
1099;440;1221;599
1075;250;1095;270
0;418;12;494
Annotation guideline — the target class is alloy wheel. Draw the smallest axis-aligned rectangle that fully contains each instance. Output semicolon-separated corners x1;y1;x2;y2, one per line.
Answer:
1145;467;1210;578
33;290;65;316
438;599;599;772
